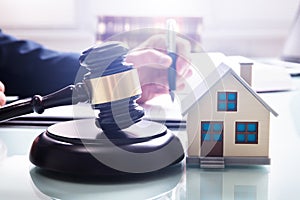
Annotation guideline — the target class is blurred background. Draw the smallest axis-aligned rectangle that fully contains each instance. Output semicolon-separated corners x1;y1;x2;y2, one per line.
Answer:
0;0;299;57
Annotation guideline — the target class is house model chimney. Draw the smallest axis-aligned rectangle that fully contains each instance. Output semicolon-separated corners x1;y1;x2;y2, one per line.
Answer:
240;62;253;86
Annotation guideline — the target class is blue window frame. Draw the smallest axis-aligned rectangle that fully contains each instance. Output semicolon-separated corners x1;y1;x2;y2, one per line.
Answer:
217;92;237;111
235;122;258;144
201;121;223;142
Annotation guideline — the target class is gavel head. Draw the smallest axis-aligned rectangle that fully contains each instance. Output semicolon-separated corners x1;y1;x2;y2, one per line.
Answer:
79;41;144;131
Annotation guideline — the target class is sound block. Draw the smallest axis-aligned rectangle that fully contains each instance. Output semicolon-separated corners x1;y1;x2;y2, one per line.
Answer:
29;119;184;176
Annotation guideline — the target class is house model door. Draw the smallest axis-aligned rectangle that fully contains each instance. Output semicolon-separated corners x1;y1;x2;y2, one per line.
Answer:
200;121;224;157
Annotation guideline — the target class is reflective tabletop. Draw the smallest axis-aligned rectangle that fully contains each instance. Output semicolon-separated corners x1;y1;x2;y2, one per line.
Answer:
1;78;300;200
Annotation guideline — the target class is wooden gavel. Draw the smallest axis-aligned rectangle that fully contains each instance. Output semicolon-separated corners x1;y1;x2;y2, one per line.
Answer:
0;41;145;131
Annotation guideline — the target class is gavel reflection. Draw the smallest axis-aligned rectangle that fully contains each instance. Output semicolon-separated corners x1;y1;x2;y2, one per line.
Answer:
0;41;145;131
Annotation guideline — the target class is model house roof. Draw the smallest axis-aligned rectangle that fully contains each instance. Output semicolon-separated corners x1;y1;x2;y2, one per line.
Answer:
181;63;278;117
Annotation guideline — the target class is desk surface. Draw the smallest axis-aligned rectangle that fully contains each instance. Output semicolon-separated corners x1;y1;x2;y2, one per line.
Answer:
1;78;300;200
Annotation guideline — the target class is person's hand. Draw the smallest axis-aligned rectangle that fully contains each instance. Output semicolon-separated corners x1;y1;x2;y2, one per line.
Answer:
125;34;192;103
0;81;6;106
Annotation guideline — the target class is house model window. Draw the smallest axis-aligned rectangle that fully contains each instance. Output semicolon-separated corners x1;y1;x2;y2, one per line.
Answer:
201;121;223;142
217;92;237;111
236;122;258;144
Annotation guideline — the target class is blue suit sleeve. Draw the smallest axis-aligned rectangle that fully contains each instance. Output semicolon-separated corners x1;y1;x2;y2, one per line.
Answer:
0;30;86;98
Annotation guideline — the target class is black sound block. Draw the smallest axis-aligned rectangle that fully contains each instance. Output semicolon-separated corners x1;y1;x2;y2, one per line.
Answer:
29;119;184;176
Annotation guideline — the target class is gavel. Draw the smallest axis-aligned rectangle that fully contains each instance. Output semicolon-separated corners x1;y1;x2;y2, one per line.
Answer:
0;41;144;131
0;41;184;175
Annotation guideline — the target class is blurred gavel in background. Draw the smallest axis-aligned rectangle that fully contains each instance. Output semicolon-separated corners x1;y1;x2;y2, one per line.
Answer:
0;41;145;131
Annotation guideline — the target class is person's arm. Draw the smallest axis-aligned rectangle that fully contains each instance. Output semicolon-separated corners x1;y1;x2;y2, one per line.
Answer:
0;30;191;105
0;30;84;98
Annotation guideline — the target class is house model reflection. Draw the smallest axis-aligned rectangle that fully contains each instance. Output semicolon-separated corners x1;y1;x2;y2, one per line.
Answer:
182;63;278;168
186;167;269;199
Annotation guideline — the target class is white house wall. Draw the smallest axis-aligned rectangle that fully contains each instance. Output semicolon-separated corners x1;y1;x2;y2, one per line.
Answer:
187;73;270;158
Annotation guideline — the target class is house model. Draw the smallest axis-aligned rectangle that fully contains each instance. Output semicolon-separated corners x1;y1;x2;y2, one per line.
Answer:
181;63;278;168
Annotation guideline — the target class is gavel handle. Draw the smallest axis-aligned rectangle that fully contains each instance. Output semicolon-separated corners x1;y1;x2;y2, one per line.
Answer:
0;83;88;122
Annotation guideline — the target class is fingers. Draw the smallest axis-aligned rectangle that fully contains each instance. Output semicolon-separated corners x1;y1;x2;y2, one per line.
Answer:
0;81;4;92
0;92;5;106
176;56;192;79
128;34;193;103
137;84;168;104
136;34;192;78
175;37;192;57
0;81;6;106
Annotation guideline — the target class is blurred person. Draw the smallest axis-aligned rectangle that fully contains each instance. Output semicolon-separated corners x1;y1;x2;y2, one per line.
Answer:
0;30;191;107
